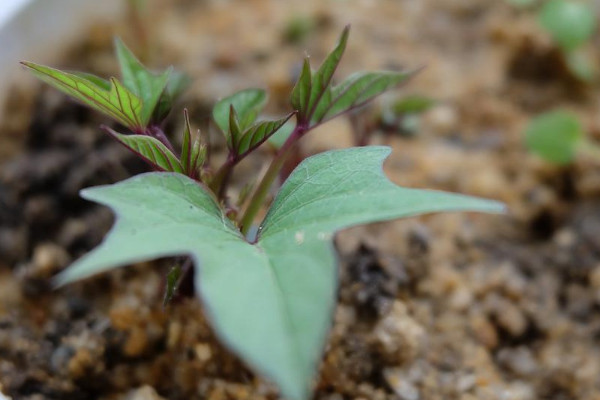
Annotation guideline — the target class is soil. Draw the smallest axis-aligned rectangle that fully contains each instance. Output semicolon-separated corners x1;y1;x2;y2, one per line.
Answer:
1;0;600;399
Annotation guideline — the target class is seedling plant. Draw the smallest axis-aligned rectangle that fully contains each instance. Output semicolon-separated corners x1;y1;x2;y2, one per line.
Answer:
22;28;503;400
525;109;600;164
508;0;598;81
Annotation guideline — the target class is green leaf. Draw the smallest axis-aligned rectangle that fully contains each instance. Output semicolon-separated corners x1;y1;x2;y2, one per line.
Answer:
213;89;268;140
312;71;412;124
105;127;184;173
306;26;349;117
539;0;597;51
236;113;295;156
524;110;583;164
53;147;503;400
392;95;436;115
290;58;312;118
565;48;597;82
163;264;182;306
181;110;193;172
22;61;144;130
70;71;111;90
115;38;172;125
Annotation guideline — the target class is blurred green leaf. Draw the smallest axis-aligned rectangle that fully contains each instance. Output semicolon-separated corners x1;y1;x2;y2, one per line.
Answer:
539;0;597;51
565;48;597;82
525;110;583;164
392;95;435;115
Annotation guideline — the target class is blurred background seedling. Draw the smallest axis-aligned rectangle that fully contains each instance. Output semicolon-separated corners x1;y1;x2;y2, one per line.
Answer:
525;110;600;164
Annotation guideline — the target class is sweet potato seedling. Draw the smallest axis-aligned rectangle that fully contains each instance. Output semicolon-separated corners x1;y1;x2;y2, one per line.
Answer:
22;28;504;400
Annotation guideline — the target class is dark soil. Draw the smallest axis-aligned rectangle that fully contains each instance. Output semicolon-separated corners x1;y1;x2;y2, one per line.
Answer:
1;1;600;399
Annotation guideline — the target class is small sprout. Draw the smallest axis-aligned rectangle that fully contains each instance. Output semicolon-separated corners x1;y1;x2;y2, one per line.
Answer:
525;110;600;164
539;0;597;52
23;27;504;400
525;110;583;164
380;94;435;136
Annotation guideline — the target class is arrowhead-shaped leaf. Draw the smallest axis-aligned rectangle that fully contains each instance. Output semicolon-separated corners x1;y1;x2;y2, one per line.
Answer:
54;147;503;400
22;62;144;130
213;89;268;144
115;38;172;125
105;127;184;173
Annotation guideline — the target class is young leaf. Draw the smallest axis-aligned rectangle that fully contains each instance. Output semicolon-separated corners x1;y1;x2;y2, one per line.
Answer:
53;147;503;400
181;110;193;172
306;26;349;117
115;38;172;125
539;0;597;51
236;113;295;156
290;58;312;119
213;89;268;138
524;110;583;164
228;105;243;148
22;62;144;130
104;127;184;173
311;71;412;125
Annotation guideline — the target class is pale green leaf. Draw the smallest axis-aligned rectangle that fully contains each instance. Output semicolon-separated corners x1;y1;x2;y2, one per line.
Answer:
213;89;268;138
105;127;184;173
115;38;172;125
53;146;503;400
22;62;144;130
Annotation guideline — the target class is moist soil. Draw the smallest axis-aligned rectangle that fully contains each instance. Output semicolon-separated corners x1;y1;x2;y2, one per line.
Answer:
1;1;600;399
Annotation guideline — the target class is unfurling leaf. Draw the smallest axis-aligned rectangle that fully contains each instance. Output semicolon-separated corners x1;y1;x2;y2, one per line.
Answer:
115;38;172;125
290;58;312;118
213;89;268;142
22;62;144;130
54;146;503;400
104;127;184;173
